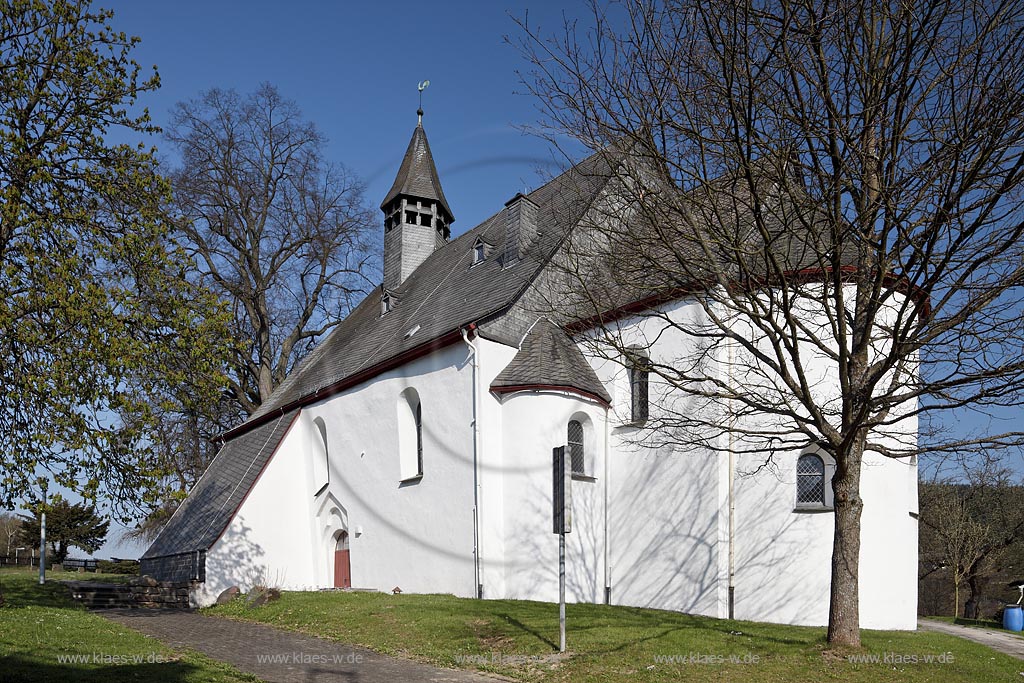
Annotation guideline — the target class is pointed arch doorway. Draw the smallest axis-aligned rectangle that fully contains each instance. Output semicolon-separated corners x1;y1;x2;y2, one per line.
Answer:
333;530;351;589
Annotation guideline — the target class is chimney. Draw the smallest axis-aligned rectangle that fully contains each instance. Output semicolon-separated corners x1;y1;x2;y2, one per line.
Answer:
503;193;538;266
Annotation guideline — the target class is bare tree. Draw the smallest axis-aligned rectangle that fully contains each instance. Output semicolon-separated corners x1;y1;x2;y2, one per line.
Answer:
0;513;20;558
166;83;376;416
920;462;1024;618
516;0;1024;646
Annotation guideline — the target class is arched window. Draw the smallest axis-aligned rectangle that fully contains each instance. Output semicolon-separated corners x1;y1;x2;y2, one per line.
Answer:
796;454;826;506
398;388;423;481
567;419;585;475
415;401;423;476
628;348;650;424
311;416;329;495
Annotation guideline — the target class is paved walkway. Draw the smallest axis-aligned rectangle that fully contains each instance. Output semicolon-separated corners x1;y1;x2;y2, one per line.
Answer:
918;618;1024;660
99;609;507;683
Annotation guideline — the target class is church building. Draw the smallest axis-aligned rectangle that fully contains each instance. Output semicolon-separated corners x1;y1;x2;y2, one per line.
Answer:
141;111;919;629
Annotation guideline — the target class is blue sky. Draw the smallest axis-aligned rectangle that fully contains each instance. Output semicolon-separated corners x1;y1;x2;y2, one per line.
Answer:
22;0;593;560
106;0;590;236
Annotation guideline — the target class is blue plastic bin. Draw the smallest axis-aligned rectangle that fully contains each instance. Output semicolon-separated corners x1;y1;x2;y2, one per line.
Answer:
1004;605;1023;631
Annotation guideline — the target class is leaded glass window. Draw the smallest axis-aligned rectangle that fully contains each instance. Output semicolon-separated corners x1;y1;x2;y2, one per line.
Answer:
797;454;825;505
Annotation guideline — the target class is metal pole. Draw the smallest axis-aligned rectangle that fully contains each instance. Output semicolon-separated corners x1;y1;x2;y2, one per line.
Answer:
559;531;566;653
38;483;47;585
39;510;46;585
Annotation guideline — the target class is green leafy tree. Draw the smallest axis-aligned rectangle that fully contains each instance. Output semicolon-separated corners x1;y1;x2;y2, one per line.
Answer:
19;497;109;563
0;0;233;514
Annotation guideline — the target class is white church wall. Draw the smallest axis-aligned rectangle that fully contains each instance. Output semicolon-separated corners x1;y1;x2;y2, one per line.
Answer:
497;391;608;604
585;299;725;617
197;414;317;606
576;291;918;628
726;290;919;628
197;342;479;605
475;337;519;598
299;342;478;598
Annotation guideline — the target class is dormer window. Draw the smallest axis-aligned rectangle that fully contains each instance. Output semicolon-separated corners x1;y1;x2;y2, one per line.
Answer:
471;238;490;267
381;292;393;316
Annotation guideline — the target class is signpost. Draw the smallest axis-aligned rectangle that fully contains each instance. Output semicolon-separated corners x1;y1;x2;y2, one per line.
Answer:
552;446;571;653
39;481;47;585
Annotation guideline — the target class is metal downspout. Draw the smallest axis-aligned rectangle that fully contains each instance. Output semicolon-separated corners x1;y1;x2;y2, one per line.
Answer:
461;326;483;598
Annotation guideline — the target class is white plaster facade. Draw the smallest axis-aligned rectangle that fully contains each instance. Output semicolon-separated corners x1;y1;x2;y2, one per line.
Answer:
162;125;917;631
190;295;918;631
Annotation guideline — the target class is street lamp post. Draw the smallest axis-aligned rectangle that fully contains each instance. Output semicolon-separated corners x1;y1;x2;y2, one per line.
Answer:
38;482;47;585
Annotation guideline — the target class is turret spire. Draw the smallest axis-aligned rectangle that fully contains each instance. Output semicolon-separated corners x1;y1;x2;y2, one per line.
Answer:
380;84;454;292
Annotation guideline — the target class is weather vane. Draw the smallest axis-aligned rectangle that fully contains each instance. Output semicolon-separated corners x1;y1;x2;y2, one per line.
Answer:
417;79;429;125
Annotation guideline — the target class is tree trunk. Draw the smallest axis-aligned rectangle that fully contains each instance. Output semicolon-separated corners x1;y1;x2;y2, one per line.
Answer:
827;438;865;647
964;572;983;619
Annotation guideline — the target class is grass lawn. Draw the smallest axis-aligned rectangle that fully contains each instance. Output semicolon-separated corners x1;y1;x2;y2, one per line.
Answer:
0;568;256;683
208;590;1024;682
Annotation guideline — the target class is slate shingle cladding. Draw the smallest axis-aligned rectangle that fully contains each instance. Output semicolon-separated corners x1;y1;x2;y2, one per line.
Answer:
141;411;298;561
490;319;612;404
381;124;454;221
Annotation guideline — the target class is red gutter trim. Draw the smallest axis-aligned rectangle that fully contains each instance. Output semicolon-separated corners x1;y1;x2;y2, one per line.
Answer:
220;324;478;442
210;409;302;551
490;383;611;408
566;267;929;334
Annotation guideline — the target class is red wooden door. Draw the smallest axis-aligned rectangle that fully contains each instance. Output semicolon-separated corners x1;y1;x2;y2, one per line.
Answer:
334;550;351;588
334;531;351;588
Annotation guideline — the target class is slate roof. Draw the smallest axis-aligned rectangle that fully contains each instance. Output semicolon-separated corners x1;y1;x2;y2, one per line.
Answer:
381;124;454;220
142;146;617;561
490;319;612;404
141;411;298;559
243;149;616;425
143;137;838;563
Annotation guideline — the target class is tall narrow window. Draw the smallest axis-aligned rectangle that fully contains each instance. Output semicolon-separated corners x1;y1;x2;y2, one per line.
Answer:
398;388;423;482
567;420;585;475
796;454;826;505
629;350;650;424
415;401;423;476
